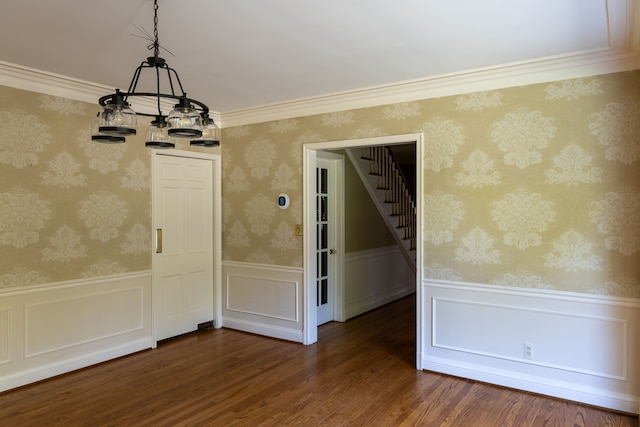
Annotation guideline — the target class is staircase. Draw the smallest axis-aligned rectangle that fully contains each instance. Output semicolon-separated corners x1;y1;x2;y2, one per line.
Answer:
345;146;417;273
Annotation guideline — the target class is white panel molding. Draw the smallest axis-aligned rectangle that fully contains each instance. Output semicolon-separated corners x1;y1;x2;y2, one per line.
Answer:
222;261;304;342
0;270;151;297
0;272;153;393
424;279;640;308
223;261;304;275
421;279;640;414
0;307;10;365
431;297;628;380
225;274;299;322
24;287;145;358
344;245;415;320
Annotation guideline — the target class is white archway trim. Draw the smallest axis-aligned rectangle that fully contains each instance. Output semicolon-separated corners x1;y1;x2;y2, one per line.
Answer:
302;133;424;371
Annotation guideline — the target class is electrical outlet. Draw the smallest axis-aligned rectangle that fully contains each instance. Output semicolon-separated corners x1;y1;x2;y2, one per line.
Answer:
523;342;534;360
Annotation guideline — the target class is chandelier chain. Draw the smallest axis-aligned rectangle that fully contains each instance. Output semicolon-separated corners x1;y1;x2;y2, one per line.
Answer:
153;0;159;58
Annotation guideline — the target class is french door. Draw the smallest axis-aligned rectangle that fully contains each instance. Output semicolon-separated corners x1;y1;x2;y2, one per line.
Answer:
315;153;343;326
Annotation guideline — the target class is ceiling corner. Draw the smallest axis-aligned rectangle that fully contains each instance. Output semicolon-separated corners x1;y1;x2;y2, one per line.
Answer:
607;0;640;52
629;0;640;53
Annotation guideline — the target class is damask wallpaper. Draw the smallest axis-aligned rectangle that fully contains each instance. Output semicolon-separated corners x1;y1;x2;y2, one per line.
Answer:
222;70;640;299
1;71;639;298
0;86;211;288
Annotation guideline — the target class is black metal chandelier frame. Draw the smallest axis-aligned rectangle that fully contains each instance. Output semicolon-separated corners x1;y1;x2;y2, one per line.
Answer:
97;59;210;119
93;0;218;148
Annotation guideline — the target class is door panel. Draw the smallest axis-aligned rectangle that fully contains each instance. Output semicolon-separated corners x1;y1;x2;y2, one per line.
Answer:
154;154;213;341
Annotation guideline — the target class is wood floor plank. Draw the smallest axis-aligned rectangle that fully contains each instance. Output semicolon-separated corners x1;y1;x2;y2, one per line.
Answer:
0;295;637;426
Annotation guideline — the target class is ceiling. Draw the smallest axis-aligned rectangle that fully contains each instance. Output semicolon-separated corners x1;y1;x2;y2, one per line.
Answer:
0;1;631;114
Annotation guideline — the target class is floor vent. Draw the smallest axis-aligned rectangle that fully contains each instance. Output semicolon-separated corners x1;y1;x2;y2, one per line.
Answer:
198;320;214;330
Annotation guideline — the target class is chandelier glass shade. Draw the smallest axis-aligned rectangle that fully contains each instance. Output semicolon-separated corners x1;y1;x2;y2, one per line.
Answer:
91;112;126;143
93;0;216;149
167;97;203;138
145;115;173;148
191;114;220;147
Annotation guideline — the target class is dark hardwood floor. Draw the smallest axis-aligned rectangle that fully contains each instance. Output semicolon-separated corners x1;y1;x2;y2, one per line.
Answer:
0;296;637;426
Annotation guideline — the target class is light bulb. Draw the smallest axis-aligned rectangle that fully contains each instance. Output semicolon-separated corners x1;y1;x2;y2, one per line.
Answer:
113;109;125;126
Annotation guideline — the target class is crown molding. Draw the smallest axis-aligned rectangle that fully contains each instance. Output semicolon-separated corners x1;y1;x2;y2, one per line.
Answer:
221;47;640;127
0;60;109;104
1;49;638;130
0;60;223;124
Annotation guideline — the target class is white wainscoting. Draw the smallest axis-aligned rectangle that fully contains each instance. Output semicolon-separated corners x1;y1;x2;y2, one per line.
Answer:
344;246;415;320
222;262;304;342
0;272;152;392
421;280;640;414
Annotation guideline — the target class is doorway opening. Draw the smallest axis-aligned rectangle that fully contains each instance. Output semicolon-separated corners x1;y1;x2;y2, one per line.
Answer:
302;133;424;369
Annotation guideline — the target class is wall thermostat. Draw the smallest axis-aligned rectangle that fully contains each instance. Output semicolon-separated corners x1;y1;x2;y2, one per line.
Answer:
277;193;290;209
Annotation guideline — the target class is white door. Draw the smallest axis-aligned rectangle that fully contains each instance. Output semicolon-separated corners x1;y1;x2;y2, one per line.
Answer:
315;154;343;326
153;153;214;341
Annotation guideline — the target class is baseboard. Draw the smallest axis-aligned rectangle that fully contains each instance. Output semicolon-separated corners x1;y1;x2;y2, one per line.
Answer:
423;355;639;415
0;338;152;393
222;317;303;343
345;287;415;320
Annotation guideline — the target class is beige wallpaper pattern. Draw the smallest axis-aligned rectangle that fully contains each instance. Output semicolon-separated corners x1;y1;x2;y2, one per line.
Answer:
0;86;210;288
222;71;640;298
1;71;639;299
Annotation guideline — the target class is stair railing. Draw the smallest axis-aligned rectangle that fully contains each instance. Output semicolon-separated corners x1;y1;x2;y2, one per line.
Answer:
361;146;416;250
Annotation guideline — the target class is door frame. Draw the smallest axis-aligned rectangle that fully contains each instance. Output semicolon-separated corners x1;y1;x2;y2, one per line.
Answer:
302;133;424;370
315;151;345;325
151;149;223;347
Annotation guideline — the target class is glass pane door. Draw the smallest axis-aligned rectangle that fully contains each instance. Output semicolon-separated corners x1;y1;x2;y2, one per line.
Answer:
316;164;332;325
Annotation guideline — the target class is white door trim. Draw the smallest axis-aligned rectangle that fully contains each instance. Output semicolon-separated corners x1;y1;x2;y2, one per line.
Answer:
302;133;424;370
151;149;223;347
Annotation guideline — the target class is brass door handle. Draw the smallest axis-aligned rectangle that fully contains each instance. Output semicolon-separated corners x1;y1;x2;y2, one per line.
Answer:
329;248;336;254
156;229;163;253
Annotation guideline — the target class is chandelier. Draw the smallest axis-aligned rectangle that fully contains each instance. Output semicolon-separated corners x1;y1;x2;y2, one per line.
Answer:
91;0;219;148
